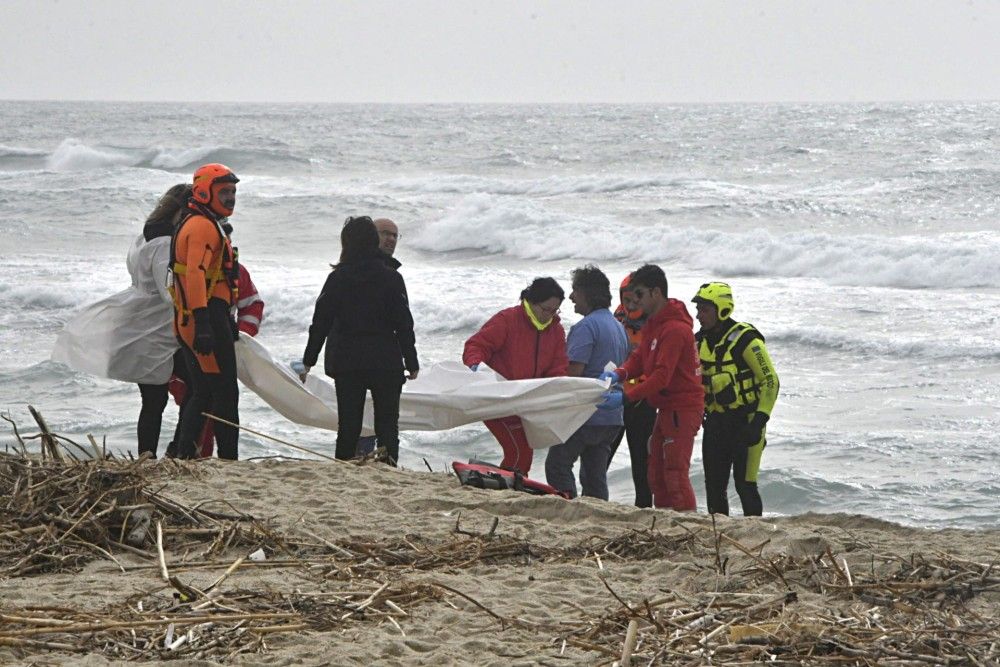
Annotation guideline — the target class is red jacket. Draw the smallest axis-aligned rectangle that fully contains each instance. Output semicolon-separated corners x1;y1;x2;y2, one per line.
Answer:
617;298;703;411
235;265;264;336
463;304;568;380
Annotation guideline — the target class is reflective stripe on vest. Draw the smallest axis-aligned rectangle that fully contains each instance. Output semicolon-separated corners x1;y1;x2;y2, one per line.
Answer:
697;321;759;413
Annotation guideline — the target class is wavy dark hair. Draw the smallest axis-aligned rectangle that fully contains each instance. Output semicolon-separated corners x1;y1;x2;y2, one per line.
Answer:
520;276;564;304
146;183;192;228
339;215;380;264
570;264;612;310
630;264;668;297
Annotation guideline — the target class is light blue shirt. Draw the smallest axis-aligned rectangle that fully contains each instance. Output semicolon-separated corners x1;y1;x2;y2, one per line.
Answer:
566;308;630;426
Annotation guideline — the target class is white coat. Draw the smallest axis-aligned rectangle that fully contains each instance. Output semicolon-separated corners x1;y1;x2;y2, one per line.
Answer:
51;232;178;385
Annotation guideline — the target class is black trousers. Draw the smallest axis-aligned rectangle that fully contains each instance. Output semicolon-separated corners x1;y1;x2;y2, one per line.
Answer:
136;382;168;456
702;411;763;516
333;369;403;465
175;298;239;460
137;350;187;457
607;399;657;508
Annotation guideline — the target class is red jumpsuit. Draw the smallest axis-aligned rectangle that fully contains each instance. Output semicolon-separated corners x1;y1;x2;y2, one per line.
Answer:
463;304;568;474
616;299;704;511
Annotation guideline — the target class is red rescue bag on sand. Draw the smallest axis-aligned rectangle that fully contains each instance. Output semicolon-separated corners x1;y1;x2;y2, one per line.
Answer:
452;461;570;499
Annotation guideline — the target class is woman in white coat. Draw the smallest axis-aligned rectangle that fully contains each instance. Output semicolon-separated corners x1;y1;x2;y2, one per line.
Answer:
52;184;190;456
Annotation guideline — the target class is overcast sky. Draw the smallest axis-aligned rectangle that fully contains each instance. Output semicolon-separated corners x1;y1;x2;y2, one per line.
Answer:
3;0;1000;103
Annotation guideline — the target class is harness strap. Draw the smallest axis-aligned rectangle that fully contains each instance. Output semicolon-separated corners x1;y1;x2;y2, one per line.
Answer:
169;211;235;323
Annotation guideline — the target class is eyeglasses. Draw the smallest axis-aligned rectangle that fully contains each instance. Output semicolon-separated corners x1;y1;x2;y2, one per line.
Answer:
536;305;561;316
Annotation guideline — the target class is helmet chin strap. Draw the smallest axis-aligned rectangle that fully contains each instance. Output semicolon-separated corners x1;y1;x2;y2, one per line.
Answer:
189;199;227;222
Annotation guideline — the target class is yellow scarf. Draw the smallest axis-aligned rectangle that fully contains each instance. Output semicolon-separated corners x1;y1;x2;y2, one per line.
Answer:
523;299;552;331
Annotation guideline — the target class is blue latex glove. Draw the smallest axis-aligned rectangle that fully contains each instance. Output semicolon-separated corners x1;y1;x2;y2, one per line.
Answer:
598;369;620;385
597;387;624;410
468;363;480;372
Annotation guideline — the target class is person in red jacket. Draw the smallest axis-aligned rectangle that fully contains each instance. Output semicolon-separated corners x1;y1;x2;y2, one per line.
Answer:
601;264;704;511
463;277;569;475
168;264;266;457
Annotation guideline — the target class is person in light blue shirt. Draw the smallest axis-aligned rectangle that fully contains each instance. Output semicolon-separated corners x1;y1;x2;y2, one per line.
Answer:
545;265;630;499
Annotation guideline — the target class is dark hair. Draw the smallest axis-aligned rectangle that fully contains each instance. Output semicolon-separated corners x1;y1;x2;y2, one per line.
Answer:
146;183;192;228
520;277;564;304
339;215;379;264
571;264;612;310
630;264;668;297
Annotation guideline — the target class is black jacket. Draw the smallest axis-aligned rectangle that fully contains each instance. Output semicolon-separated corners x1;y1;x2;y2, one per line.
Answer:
303;251;418;377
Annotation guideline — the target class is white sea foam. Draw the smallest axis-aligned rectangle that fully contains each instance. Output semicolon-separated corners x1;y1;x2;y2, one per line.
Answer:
46;139;133;171
145;145;221;170
770;325;1000;360
0;144;49;157
410;195;1000;289
384;173;675;197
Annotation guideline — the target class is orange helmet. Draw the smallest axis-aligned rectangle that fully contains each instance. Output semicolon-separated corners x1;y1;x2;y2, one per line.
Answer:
192;163;239;217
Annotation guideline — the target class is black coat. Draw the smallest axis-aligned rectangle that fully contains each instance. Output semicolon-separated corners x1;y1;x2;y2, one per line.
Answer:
303;251;418;377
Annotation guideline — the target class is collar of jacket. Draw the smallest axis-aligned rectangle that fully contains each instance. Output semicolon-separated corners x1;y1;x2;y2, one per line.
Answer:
379;251;402;270
522;299;552;331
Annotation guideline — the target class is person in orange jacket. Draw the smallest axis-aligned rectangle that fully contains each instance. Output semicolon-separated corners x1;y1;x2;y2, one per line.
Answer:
600;264;704;511
169;163;242;460
168;263;264;457
463;277;569;475
606;273;658;508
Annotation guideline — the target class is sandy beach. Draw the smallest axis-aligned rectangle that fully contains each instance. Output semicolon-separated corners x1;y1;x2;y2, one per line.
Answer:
2;454;999;666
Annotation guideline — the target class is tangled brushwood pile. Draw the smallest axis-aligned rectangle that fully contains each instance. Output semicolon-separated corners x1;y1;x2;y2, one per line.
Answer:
0;582;444;659
553;548;1000;665
0;450;265;578
2;413;1000;664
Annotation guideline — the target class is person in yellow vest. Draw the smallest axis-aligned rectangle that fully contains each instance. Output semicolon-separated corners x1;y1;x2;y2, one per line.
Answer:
169;163;241;459
692;282;779;516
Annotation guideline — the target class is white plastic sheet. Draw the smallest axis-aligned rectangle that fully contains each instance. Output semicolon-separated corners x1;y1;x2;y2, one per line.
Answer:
235;336;609;449
51;235;177;385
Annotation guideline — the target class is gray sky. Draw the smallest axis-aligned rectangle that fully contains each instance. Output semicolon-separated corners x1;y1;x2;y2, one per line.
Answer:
3;0;1000;103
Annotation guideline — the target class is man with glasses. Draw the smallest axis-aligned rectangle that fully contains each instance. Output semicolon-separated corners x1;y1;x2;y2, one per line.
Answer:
600;264;704;511
544;265;629;500
374;218;400;260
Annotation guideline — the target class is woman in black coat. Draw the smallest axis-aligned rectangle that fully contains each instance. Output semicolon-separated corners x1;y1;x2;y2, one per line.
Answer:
300;216;419;465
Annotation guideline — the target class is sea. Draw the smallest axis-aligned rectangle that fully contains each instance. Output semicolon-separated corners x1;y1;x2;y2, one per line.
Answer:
1;101;998;530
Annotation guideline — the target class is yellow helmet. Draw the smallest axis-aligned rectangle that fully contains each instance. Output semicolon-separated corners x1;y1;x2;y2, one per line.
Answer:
692;282;734;319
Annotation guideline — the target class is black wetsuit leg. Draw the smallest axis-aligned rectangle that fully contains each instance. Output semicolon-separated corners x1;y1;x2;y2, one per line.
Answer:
207;299;239;460
175;298;240;460
625;399;656;508
607;426;626;466
732;445;763;516
702;412;735;516
176;346;209;459
165;349;188;458
136;382;168;456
